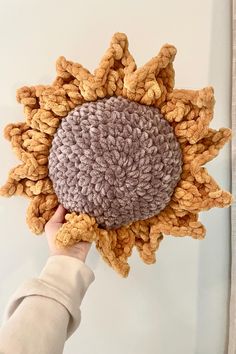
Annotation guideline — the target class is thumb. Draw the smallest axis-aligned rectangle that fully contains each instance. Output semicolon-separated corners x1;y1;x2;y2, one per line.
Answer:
50;205;67;224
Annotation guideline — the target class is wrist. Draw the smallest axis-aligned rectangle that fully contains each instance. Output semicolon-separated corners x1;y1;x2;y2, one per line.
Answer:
50;250;86;263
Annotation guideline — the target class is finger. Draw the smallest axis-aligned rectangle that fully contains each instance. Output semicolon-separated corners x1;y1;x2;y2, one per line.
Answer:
50;204;67;223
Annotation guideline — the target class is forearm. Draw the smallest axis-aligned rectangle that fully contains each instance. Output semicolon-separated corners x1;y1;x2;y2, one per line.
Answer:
0;256;95;354
0;295;69;354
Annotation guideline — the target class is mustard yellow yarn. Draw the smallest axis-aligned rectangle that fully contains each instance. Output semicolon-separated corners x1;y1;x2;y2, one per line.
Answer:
0;33;233;277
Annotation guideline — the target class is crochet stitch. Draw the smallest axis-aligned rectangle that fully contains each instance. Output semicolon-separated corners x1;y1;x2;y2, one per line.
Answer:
0;32;233;277
48;96;182;229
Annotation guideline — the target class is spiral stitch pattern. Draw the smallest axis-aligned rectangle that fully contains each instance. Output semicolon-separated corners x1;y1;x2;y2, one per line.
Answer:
0;32;233;277
48;97;183;228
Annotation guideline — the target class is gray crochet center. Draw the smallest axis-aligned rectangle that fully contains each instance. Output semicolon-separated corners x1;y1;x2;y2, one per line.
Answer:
48;96;183;229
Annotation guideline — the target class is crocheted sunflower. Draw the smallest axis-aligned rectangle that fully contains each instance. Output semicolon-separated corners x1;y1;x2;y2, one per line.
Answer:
0;33;233;277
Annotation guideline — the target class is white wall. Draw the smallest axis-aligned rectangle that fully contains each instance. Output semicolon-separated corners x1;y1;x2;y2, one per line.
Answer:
0;0;231;353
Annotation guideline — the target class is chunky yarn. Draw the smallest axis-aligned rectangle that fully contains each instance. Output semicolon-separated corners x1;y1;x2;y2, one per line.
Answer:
48;96;183;228
0;32;233;277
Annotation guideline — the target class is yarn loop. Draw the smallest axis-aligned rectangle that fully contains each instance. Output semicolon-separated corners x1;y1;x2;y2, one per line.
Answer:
48;97;183;229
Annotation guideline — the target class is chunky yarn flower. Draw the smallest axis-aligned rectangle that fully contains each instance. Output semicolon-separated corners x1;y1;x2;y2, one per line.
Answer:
0;33;233;277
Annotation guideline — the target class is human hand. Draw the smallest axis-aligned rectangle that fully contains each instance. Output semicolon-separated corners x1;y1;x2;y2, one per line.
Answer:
45;205;92;263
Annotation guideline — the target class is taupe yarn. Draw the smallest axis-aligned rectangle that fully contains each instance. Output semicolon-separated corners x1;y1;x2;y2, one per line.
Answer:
48;96;183;228
0;33;233;278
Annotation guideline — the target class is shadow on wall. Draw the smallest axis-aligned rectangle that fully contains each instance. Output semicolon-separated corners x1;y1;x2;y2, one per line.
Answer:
195;0;231;353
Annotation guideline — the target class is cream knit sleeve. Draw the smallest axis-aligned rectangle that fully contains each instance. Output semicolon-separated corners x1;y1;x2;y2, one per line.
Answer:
0;255;95;354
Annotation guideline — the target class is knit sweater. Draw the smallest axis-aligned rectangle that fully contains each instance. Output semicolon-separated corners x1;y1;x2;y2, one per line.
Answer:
0;255;95;354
